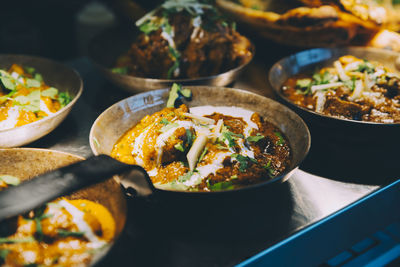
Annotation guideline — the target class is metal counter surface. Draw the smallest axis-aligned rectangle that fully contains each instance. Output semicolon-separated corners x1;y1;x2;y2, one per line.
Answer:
28;57;388;266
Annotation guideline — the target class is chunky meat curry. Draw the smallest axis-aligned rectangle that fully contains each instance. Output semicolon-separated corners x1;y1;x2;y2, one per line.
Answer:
111;86;291;192
0;175;115;267
113;0;253;79
282;55;400;123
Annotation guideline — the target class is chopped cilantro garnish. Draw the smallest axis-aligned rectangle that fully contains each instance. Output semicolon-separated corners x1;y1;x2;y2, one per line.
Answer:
220;127;244;148
160;118;170;125
343;76;356;91
167;46;181;79
312;71;333;85
139;21;161;34
57;230;85;237
263;161;275;178
0;89;17;104
230;175;238;179
111;67;129;75
174;143;185;152
231;154;257;172
209;180;234;191
0;175;20;186
246;133;264;143
274;132;285;146
251;5;260;10
0;249;9;261
296;79;311;88
58;92;72;107
356;60;375;74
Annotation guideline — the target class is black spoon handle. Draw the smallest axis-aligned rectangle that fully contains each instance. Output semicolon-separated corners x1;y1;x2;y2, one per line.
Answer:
0;155;144;221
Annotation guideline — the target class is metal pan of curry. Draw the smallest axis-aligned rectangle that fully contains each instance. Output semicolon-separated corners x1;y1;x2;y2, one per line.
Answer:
89;86;311;197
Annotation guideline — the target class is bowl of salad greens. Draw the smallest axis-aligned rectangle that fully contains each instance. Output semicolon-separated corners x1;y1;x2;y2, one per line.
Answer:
0;55;83;147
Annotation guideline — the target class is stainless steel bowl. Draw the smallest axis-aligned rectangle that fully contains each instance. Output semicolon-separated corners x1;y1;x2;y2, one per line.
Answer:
0;148;127;266
0;55;83;147
89;86;311;192
268;46;400;127
268;47;400;183
88;28;254;93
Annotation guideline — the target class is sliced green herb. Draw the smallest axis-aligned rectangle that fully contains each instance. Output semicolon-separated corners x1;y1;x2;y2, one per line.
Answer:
246;133;264;143
174;143;185;152
24;66;35;75
0;89;17;104
14;90;41;112
296;79;312;89
0;249;9;262
167;83;180;108
198;147;208;162
111;67;129;75
26;78;41;88
41;87;59;99
274;132;285;146
185;129;194;148
139;21;160;34
0;175;20;186
34;73;43;82
230;175;238;179
209;180;233;191
0;237;35;244
0;77;16;90
57;230;85;237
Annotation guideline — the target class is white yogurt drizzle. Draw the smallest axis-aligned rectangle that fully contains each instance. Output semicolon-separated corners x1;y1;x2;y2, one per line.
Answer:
58;200;106;248
131;106;260;188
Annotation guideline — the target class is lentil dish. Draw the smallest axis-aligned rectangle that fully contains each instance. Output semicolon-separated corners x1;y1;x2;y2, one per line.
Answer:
282;55;400;123
0;175;115;267
112;0;253;79
0;64;72;131
111;87;291;192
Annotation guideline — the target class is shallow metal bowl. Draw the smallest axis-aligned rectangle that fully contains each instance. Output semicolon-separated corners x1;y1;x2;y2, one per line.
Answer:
268;47;400;182
269;47;400;127
88;28;254;93
89;86;310;193
0;55;83;147
0;148;127;266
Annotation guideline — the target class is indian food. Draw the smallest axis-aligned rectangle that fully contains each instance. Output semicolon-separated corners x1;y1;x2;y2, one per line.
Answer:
111;84;291;191
281;55;400;123
0;64;72;131
112;0;253;79
0;175;116;267
216;0;400;51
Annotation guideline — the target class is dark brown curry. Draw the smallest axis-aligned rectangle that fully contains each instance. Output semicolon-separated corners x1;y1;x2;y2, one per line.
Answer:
282;55;400;123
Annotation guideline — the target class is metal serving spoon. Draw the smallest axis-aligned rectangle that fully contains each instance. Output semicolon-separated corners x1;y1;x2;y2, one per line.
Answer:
0;155;152;221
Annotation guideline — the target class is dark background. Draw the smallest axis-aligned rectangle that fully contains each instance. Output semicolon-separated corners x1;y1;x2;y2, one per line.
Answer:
0;0;165;61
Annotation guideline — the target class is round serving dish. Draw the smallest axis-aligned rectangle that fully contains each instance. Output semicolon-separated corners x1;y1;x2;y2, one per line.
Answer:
0;55;83;147
0;148;127;266
268;47;400;183
88;28;254;93
89;86;310;195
